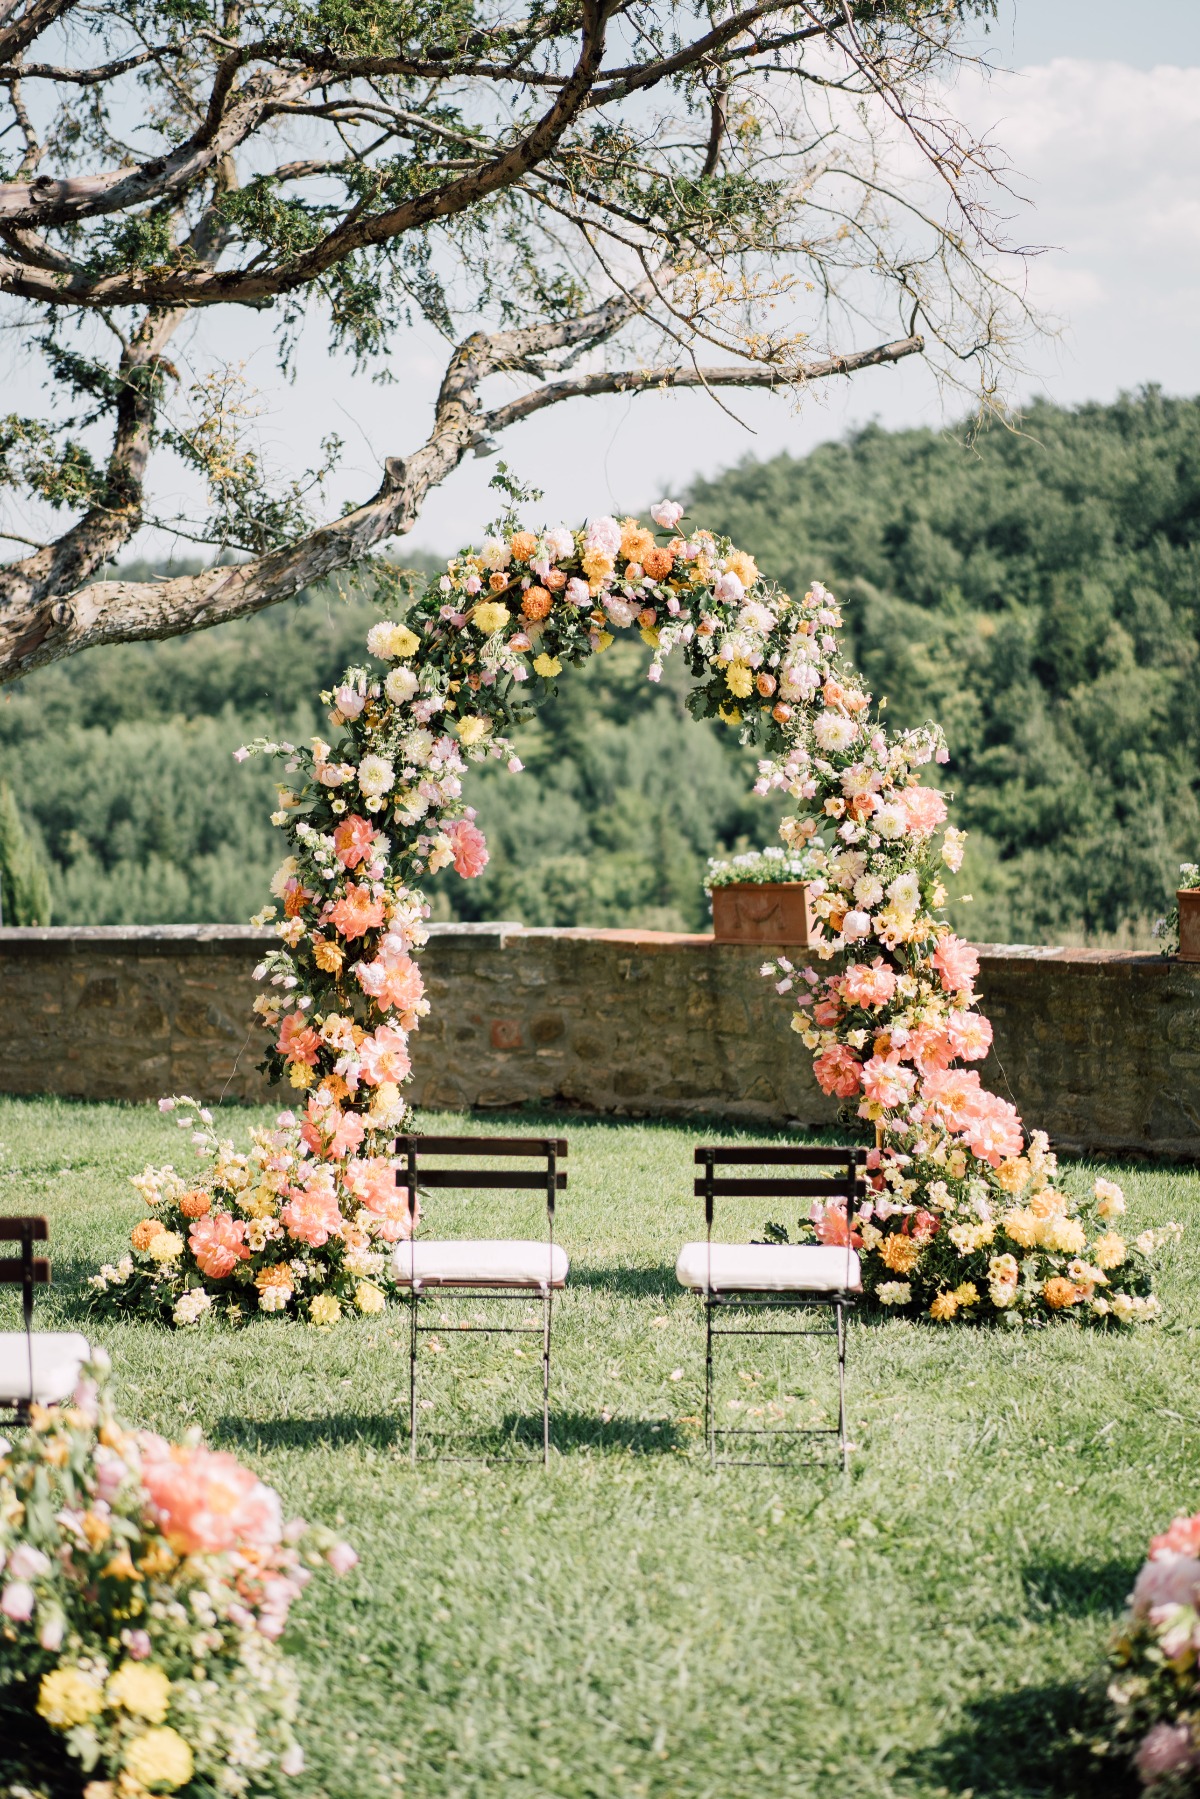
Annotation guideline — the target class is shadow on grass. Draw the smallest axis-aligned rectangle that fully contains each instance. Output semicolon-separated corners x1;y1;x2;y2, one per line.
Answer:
916;1681;1134;1799
568;1262;682;1300
506;1409;684;1454
215;1412;402;1452
1022;1557;1134;1620
212;1409;685;1458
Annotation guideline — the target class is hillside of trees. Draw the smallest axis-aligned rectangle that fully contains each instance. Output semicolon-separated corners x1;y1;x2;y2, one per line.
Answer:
2;387;1197;942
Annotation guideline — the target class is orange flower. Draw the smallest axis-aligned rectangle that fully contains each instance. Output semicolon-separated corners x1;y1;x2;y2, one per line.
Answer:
488;571;508;592
544;569;568;590
277;1011;321;1065
1042;1276;1080;1310
510;531;538;560
642;547;674;581
620;521;655;563
179;1190;210;1220
311;936;345;974
521;585;553;620
283;881;313;919
329;883;385;941
756;672;777;697
255;1265;294;1295
879;1233;920;1275
637;607;657;628
131;1219;160;1251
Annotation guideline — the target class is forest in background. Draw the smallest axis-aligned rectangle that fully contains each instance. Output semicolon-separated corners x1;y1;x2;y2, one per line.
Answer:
2;386;1197;942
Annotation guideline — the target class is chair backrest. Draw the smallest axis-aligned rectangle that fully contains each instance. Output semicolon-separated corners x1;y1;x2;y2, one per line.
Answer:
0;1216;50;1332
694;1144;865;1283
393;1137;567;1233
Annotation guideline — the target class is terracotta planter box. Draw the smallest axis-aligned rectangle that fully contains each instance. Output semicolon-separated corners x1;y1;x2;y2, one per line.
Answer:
1178;889;1200;961
711;881;820;947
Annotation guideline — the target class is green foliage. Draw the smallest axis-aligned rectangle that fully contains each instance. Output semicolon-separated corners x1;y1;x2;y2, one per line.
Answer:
0;780;52;925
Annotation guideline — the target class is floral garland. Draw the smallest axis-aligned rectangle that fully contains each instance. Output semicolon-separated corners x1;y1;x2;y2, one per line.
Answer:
1106;1509;1200;1791
0;1353;355;1794
94;499;1178;1326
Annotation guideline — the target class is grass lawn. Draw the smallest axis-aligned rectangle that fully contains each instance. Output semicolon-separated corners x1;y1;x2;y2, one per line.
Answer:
3;1094;1199;1799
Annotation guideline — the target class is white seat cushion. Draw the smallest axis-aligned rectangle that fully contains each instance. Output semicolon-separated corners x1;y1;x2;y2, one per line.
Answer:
393;1240;569;1289
0;1332;91;1405
676;1242;861;1295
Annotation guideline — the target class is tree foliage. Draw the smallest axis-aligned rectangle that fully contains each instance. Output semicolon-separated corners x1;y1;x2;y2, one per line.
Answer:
0;776;52;923
0;0;1022;682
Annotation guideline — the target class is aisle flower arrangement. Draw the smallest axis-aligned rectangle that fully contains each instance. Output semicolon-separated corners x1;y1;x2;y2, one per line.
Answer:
1107;1509;1200;1789
94;492;1178;1325
0;1353;356;1795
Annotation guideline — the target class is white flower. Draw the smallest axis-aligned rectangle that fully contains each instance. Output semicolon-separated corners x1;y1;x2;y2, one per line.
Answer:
853;876;884;909
877;1282;911;1306
357;755;395;798
173;1289;212;1327
842;910;871;942
780;662;820;700
604;597;638;628
584;515;622;556
385;666;419;706
873;803;908;840
813;713;857;753
651;499;684;529
480;536;510;570
714;570;744;605
886;870;921;911
544;525;575;561
1094;1178;1125;1218
738;600;775;634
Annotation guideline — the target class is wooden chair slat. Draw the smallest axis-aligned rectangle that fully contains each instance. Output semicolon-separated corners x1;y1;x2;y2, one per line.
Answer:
399;1169;568;1192
394;1136;567;1157
695;1177;861;1199
693;1146;862;1167
0;1260;50;1283
0;1216;49;1241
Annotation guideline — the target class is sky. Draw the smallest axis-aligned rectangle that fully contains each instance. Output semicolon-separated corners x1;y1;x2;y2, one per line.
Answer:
6;0;1200;560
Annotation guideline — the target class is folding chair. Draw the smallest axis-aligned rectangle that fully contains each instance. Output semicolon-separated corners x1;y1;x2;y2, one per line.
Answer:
391;1136;568;1465
676;1145;865;1470
0;1216;91;1426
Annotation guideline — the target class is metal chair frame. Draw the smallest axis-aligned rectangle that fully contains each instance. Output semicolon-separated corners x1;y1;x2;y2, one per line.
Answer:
394;1135;566;1467
0;1215;50;1426
693;1145;865;1471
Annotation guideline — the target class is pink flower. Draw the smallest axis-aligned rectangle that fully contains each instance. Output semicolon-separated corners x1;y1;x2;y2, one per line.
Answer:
901;786;948;836
345;1158;416;1240
921;1067;984;1131
333;814;376;870
840;960;896;1009
329;883;385;942
813;1044;863;1099
1133;1557;1200;1615
335;685;365;719
355;950;426;1022
651;500;684;530
1152;1515;1200;1560
812;1199;862;1247
126;1629;152;1660
905;1024;954;1074
947;1010;993;1061
189;1212;250;1279
566;578;590;606
841;909;871;942
1136;1722;1196;1783
584;515;622;556
140;1439;282;1555
447;817;489;878
860;1055;917;1109
326;1541;359;1575
0;1581;34;1621
358;1024;412;1087
280;1186;344;1248
961;1093;1023;1167
8;1545;49;1581
932;934;979;996
277;1012;321;1066
39;1614;64;1650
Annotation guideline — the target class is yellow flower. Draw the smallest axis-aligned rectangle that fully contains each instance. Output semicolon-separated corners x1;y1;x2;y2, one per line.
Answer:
472;600;510;635
38;1666;105;1729
1039;1214;1086;1255
952;1282;980;1307
384;623;420;659
724;549;759;587
123;1727;194;1791
311;937;345;975
456;715;492;746
532;652;562;678
994;1156;1031;1195
929;1292;959;1322
639;625;660;649
1092;1231;1127;1270
724;661;754;699
582;549;614;588
717;704;742;726
147;1231;183;1263
1094;1178;1126;1219
1030;1187;1068;1219
355;1282;386;1315
879;1233;920;1275
1000;1208;1039;1249
288;1062;315;1090
108;1662;172;1724
594;630;614;652
310;1294;342;1327
241;1183;280;1220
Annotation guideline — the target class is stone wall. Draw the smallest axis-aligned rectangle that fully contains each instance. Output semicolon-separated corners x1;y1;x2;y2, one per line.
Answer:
2;924;1198;1162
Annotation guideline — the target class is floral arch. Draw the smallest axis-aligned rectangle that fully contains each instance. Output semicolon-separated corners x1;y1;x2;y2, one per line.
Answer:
95;505;1170;1329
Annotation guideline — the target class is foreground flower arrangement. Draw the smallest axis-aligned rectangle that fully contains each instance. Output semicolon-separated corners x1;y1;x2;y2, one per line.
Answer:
0;1354;355;1795
1107;1510;1200;1790
92;496;1177;1326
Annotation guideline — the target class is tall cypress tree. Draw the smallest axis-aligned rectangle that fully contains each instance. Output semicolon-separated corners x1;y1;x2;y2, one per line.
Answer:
0;781;52;926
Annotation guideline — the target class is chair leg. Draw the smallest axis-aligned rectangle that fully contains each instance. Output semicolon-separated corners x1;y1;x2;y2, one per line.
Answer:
542;1287;552;1468
835;1301;849;1475
409;1288;419;1467
704;1298;714;1465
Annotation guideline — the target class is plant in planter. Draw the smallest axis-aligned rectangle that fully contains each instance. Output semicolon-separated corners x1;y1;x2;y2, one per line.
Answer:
705;845;822;946
1155;863;1200;961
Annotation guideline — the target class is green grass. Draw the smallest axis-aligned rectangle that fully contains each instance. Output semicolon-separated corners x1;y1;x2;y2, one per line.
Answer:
4;1095;1200;1799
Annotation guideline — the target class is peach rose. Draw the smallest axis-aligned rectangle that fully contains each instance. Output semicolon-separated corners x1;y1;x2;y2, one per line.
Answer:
188;1212;249;1279
333;814;376;870
140;1438;282;1554
329;883;385;941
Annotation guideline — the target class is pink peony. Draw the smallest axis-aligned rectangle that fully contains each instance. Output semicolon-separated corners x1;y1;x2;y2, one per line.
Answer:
140;1438;282;1555
901;786;948;836
358;1024;412;1086
326;1541;359;1575
277;1011;321;1066
921;1067;984;1131
584;515;622;557
813;1044;863;1099
932;934;979;997
840;959;897;1009
1136;1722;1196;1784
860;1055;917;1109
947;1009;993;1061
447;817;489;879
812;1199;862;1247
0;1581;34;1621
355;949;425;1022
345;1158;416;1239
189;1212;250;1279
1133;1556;1200;1616
961;1093;1023;1166
905;1024;954;1074
651;499;684;530
333;814;376;870
280;1185;344;1248
329;883;386;941
1152;1514;1200;1560
335;685;365;720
